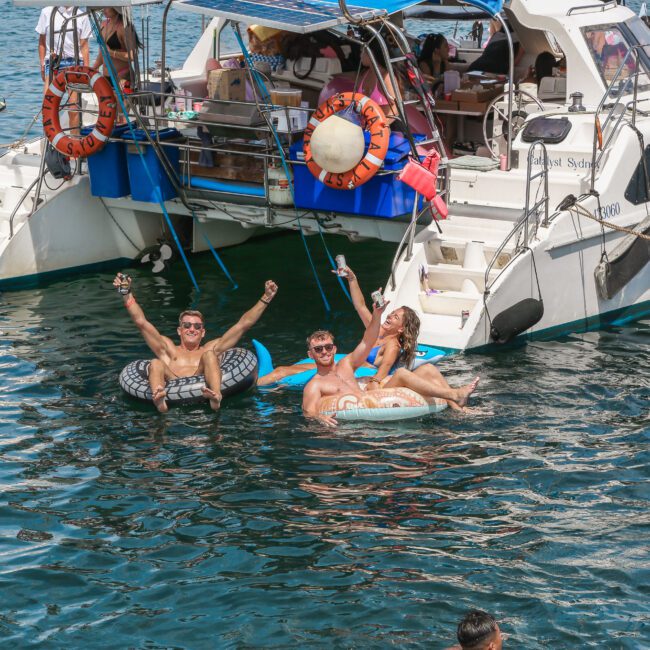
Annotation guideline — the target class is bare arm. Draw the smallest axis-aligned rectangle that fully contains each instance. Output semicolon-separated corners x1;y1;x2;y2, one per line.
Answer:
113;273;173;360
80;39;89;67
39;34;46;80
302;379;337;427
209;280;278;353
336;266;371;327
343;298;388;371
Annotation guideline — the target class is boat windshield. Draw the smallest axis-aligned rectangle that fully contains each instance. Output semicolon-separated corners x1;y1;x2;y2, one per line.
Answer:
582;22;650;94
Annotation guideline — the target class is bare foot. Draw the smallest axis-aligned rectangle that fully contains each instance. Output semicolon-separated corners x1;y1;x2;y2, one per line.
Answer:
454;376;480;407
202;386;222;411
152;386;168;413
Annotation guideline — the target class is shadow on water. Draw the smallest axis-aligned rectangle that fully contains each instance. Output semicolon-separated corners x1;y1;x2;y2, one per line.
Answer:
1;235;649;647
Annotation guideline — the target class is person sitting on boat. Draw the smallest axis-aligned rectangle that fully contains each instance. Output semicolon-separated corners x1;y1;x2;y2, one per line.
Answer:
467;18;523;75
247;24;287;73
113;273;278;413
302;301;479;427
92;7;140;90
518;51;557;88
417;33;450;90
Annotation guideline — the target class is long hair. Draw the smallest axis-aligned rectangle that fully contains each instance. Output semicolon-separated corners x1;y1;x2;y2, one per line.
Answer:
417;33;447;74
397;306;420;369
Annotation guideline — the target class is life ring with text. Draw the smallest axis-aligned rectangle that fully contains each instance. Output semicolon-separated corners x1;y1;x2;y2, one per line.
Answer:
119;347;258;406
42;65;116;158
303;92;389;190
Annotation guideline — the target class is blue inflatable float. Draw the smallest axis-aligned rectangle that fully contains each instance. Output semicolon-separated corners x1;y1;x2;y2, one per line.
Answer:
253;339;447;390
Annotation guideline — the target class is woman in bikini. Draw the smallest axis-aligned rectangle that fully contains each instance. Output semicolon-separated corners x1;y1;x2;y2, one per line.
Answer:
93;6;139;116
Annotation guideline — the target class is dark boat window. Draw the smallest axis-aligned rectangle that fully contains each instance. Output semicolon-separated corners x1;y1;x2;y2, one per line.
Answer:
625;145;650;205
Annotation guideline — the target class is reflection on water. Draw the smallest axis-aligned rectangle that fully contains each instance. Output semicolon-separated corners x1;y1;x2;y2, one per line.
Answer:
0;238;648;647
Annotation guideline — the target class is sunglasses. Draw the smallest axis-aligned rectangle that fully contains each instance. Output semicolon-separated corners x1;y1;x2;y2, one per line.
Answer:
311;343;334;353
181;322;204;330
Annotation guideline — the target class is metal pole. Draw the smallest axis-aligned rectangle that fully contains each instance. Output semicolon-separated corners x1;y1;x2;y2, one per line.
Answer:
495;13;514;171
160;0;174;110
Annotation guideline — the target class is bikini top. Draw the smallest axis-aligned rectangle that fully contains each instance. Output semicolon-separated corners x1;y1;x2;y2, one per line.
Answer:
106;31;123;50
366;345;381;366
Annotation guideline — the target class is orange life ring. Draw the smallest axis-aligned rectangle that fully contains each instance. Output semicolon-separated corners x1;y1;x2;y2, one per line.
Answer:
42;65;117;158
303;92;390;190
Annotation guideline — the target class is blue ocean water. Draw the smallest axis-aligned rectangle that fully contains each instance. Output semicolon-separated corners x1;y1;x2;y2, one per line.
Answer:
1;2;650;648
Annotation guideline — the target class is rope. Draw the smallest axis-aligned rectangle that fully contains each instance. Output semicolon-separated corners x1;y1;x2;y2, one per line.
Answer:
233;24;331;312
90;11;201;295
191;210;238;290
572;201;650;241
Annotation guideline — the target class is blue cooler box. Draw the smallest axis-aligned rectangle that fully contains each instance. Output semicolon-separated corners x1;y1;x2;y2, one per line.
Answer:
290;132;423;218
122;128;182;202
81;123;132;198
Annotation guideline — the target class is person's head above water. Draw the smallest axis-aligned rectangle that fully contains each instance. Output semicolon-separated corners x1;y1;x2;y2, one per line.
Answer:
177;309;206;348
381;306;420;368
457;610;503;650
306;330;336;367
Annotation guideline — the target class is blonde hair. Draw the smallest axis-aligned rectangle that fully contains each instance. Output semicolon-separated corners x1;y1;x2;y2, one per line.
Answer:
397;307;420;368
178;310;204;326
306;330;335;348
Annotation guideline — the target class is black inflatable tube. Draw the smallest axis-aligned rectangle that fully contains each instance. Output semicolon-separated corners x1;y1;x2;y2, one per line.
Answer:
119;347;258;405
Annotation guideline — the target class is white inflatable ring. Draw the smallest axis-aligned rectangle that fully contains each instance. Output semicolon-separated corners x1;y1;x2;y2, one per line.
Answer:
320;387;447;422
119;347;258;405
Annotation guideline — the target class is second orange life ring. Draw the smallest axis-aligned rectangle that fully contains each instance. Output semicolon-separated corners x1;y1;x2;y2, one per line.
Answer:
42;65;117;158
303;92;390;190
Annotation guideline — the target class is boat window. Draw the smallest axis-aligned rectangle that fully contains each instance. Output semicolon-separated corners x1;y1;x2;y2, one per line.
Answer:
582;25;635;84
624;145;650;205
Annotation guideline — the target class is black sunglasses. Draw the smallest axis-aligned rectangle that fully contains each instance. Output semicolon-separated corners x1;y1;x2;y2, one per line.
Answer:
311;343;334;353
181;322;203;330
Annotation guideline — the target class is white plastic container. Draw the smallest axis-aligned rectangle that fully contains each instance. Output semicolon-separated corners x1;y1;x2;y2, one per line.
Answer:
443;70;461;94
268;162;294;206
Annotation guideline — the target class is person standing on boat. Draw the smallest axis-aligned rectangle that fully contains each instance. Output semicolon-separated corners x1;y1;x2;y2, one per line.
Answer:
92;7;140;87
113;273;278;413
36;6;91;132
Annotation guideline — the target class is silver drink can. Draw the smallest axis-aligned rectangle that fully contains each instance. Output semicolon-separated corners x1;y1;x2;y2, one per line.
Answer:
117;273;130;295
335;254;347;277
460;309;470;328
371;290;385;308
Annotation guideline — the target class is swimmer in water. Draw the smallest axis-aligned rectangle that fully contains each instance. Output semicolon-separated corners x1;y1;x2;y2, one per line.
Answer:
302;295;479;427
114;273;278;412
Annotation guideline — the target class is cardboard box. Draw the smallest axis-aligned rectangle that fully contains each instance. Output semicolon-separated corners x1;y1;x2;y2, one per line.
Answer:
435;99;459;111
207;69;247;102
452;87;500;103
458;101;490;114
185;147;264;183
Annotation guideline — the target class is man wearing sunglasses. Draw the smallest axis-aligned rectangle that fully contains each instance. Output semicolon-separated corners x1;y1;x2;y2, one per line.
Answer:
114;273;278;412
302;298;389;427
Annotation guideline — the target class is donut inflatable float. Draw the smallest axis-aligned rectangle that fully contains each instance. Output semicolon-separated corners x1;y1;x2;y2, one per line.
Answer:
319;387;447;422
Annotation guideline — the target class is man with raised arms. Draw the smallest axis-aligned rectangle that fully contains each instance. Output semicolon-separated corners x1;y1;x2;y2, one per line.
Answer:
114;273;278;412
302;297;479;427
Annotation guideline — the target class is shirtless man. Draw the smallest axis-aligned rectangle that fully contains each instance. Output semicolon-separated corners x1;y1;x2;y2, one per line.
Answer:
302;298;479;427
114;273;278;412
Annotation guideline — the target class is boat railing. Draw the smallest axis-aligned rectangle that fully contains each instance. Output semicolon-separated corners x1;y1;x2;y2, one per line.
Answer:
388;195;425;291
590;44;649;192
484;140;549;293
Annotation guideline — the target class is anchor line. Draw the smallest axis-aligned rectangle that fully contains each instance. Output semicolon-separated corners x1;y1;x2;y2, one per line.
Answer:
191;210;238;290
233;24;331;313
572;202;650;241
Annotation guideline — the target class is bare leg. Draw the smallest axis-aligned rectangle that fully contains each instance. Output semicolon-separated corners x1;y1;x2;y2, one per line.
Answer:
148;359;170;413
199;350;222;411
257;363;317;387
384;367;479;408
413;364;462;411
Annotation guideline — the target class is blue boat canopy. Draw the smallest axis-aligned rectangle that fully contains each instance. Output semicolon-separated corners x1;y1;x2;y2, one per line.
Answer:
173;0;428;34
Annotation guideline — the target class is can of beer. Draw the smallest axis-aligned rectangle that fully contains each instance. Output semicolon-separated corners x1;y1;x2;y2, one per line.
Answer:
117;273;131;295
371;290;385;309
460;309;470;328
335;254;348;277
